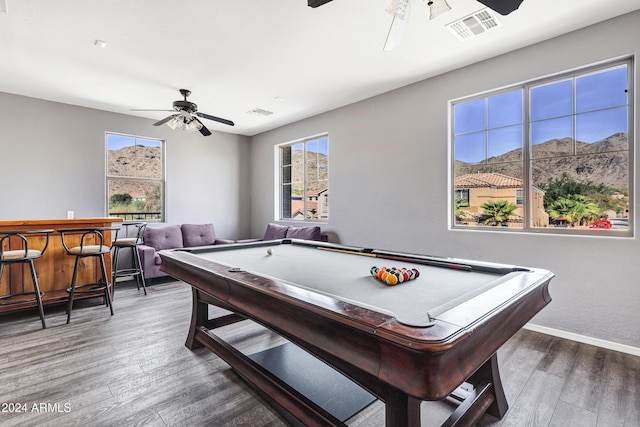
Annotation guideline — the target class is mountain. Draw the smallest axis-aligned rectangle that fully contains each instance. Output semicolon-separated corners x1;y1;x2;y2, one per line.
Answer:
291;150;329;192
107;145;162;197
106;145;330;199
455;133;629;190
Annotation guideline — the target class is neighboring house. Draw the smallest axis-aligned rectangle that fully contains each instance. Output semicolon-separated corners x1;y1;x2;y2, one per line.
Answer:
130;193;146;202
311;188;329;220
455;172;549;227
291;188;328;220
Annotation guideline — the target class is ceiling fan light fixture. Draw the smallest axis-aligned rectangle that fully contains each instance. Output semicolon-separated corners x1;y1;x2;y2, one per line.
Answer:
185;118;203;133
428;0;451;20
166;116;184;130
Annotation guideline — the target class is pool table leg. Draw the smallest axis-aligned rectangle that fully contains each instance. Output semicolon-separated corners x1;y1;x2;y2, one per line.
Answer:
185;288;247;350
384;391;421;427
467;353;508;419
186;289;208;350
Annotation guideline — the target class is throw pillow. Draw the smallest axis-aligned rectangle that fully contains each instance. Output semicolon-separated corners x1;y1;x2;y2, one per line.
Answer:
263;223;290;240
182;224;216;247
143;225;184;250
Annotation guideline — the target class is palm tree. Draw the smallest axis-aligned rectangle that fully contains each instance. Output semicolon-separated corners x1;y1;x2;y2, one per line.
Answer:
570;194;600;225
454;197;469;223
548;198;578;225
548;194;599;226
480;200;517;226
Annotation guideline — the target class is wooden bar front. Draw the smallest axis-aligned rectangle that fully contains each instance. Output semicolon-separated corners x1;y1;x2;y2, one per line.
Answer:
0;218;122;314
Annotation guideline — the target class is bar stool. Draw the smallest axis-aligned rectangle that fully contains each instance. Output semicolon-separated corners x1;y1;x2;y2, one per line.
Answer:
111;222;147;296
59;227;116;324
0;229;53;329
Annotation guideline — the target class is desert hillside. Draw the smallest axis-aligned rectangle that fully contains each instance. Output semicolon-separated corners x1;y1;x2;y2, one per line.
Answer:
455;133;628;190
107;145;162;197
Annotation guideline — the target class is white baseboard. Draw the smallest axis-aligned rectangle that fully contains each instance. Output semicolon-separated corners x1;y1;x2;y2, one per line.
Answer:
524;323;640;357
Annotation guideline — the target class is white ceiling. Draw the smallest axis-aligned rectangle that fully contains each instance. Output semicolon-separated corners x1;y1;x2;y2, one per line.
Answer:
1;0;639;136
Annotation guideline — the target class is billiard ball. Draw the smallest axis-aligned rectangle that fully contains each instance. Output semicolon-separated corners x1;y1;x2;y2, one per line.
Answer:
267;248;273;255
385;273;398;286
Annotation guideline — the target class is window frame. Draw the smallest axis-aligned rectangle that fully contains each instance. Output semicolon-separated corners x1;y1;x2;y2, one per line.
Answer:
105;132;166;222
275;133;329;223
449;57;634;237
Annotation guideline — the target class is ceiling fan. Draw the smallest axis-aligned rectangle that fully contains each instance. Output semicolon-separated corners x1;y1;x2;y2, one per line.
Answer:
131;89;234;137
384;0;524;51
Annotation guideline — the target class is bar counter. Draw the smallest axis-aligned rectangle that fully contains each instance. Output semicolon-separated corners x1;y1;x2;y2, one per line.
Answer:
0;218;122;314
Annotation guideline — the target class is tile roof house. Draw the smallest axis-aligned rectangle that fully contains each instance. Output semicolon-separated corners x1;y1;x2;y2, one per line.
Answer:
454;172;549;227
290;188;328;220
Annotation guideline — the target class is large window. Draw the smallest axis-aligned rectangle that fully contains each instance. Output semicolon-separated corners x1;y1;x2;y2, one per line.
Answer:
278;134;329;221
106;133;165;221
452;59;632;235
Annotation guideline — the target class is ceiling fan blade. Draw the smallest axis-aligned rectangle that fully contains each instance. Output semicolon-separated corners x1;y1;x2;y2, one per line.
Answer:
131;109;175;112
384;14;409;51
384;0;414;51
153;115;178;126
196;112;235;127
195;118;212;136
478;0;524;15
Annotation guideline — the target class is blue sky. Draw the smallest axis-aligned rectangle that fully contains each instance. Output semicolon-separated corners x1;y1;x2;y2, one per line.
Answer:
292;136;329;156
454;65;628;164
107;133;162;150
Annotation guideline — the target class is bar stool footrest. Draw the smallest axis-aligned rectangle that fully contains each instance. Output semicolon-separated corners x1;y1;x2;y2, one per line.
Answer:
66;283;110;294
0;291;45;306
114;268;143;277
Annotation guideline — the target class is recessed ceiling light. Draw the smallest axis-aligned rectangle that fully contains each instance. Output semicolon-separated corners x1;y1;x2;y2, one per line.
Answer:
94;40;107;48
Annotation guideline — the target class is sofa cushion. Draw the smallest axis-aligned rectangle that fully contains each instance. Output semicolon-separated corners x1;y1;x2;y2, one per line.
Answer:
181;223;216;247
285;225;322;241
143;225;183;251
263;223;290;240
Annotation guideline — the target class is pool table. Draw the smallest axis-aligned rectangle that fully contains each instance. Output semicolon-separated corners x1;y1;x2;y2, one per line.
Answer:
159;239;553;427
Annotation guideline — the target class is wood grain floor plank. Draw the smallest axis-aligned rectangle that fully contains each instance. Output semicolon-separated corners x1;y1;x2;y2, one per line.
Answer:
535;335;581;377
1;280;639;427
549;401;597;427
559;344;607;410
498;370;565;427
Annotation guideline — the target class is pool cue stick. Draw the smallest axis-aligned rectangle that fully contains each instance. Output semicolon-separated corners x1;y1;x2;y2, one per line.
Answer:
318;247;472;271
374;253;473;272
316;247;378;257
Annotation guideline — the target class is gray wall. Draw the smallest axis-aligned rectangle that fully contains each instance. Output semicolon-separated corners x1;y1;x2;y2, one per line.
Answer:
248;11;640;348
0;92;251;240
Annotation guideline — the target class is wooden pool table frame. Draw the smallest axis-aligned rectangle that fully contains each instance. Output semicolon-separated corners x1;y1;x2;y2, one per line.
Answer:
160;240;553;427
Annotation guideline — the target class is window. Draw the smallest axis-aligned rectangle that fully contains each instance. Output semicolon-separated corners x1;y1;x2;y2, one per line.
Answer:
278;134;329;221
106;133;165;221
452;59;632;234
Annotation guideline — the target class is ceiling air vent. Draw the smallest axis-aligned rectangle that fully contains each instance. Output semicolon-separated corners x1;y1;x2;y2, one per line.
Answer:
446;8;502;41
247;108;274;117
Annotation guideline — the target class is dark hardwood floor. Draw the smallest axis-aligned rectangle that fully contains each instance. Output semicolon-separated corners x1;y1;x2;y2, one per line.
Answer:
1;280;638;427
